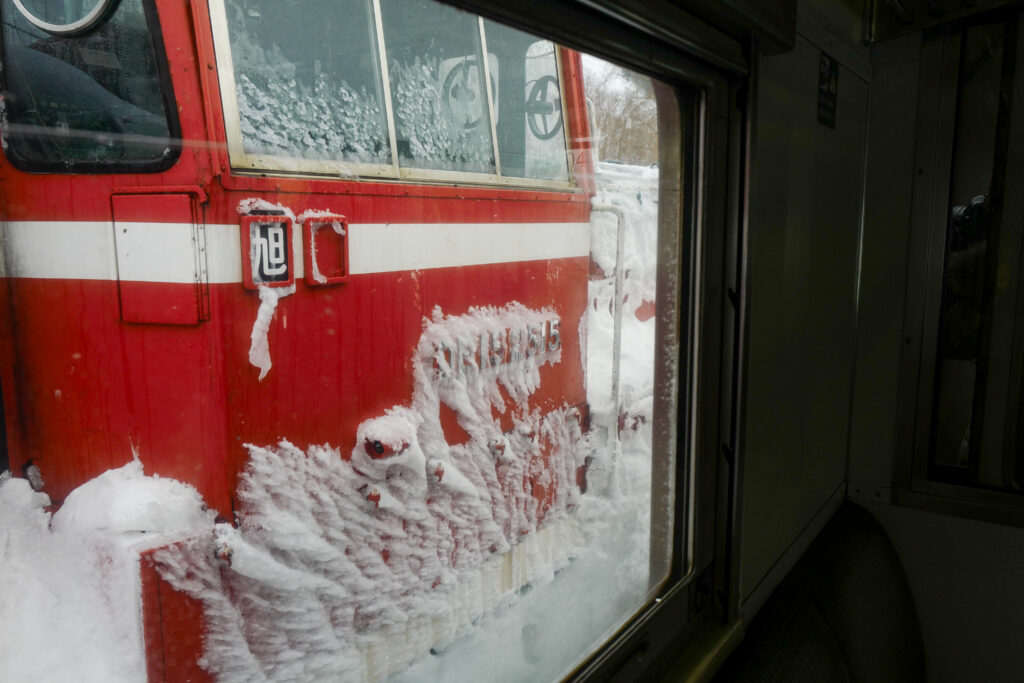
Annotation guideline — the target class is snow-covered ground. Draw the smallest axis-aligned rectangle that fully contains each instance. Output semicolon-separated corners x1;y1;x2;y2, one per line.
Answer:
0;161;660;682
0;462;212;682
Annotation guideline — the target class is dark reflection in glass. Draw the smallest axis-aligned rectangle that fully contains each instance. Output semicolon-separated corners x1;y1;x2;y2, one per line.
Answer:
929;19;1022;490
931;23;1003;475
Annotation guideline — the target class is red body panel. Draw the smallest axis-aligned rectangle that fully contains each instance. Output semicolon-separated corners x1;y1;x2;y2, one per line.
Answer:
2;253;588;515
141;550;211;683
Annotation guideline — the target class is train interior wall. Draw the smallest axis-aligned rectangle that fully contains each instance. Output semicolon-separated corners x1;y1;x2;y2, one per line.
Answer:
739;0;868;619
737;1;1024;681
854;23;1024;683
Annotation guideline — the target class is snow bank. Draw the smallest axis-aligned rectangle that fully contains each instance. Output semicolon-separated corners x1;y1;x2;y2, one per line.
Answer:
589;162;659;308
0;463;211;683
393;444;651;682
586;161;659;424
52;459;209;534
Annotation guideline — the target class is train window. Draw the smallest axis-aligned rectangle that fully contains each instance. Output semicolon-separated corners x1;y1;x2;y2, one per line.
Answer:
0;0;716;679
379;0;496;174
483;20;570;181
0;0;177;171
928;21;1006;487
915;11;1024;504
170;52;679;680
223;0;392;168
212;0;574;186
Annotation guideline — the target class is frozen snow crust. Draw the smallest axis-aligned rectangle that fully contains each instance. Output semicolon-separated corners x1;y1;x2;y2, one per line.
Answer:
52;459;209;535
154;303;601;681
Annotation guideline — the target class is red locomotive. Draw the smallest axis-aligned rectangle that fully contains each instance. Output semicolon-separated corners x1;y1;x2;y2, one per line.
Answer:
0;0;599;678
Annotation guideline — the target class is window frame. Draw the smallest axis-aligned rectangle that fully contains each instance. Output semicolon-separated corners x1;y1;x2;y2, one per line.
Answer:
0;0;182;174
575;63;740;683
896;13;1024;527
208;0;577;189
422;2;744;680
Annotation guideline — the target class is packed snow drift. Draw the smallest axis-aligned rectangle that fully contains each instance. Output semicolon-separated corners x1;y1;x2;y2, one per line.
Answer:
0;463;212;683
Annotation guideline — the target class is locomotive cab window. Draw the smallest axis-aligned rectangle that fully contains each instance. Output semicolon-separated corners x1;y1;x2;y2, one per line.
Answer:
212;0;572;185
378;0;496;175
0;0;178;171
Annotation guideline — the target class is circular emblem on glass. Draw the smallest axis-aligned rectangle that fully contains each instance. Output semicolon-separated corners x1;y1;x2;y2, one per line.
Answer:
11;0;120;36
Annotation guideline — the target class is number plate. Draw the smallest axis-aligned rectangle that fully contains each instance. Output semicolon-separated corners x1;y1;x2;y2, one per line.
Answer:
240;214;294;289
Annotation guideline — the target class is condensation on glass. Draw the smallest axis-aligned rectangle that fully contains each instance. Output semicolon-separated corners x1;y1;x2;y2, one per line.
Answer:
0;0;175;168
213;0;571;183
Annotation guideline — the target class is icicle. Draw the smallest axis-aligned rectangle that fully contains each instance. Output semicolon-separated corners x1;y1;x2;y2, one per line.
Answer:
248;284;295;381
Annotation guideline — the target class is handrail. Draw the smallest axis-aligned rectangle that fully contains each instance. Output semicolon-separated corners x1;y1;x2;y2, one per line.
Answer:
591;199;626;454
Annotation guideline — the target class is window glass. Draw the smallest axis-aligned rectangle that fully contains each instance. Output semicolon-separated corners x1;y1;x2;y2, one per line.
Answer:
223;0;391;165
379;0;496;174
917;13;1024;498
215;0;581;184
930;23;1003;478
0;3;691;681
924;18;1024;493
0;0;175;168
482;21;570;181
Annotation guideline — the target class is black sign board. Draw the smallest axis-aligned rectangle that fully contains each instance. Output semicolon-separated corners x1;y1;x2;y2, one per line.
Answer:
817;51;838;129
250;221;291;284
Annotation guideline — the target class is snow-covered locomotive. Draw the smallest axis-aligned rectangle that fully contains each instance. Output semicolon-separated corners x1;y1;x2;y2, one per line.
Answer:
0;0;603;678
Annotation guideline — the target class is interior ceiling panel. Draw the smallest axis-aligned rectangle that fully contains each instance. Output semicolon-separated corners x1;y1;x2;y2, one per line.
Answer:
672;0;798;54
437;0;748;77
869;0;1021;42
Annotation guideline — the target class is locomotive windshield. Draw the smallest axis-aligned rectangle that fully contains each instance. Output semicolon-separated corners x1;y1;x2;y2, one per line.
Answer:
215;0;571;183
0;0;176;170
10;0;119;36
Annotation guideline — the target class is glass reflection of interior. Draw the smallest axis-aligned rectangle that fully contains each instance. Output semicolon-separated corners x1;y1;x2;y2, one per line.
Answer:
928;16;1024;493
